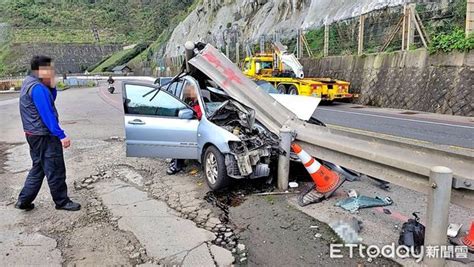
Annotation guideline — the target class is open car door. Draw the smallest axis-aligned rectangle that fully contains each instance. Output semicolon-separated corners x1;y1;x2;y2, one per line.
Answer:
122;82;200;159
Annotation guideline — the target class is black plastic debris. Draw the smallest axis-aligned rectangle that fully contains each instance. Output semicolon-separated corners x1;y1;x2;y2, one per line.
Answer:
398;212;425;253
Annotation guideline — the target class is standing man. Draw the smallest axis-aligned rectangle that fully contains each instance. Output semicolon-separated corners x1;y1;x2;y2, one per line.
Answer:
15;55;81;211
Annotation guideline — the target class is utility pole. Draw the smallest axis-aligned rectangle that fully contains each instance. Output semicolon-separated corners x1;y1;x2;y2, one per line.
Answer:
467;0;474;36
358;14;365;55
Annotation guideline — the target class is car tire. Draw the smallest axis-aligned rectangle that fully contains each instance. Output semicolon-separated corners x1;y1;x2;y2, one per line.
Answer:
288;85;298;95
203;146;230;190
277;84;287;94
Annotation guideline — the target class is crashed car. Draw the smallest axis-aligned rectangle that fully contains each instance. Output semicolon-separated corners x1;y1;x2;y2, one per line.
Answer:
122;77;320;189
121;44;322;190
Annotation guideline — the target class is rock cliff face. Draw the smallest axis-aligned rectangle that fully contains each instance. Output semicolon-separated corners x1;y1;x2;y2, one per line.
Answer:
165;0;408;56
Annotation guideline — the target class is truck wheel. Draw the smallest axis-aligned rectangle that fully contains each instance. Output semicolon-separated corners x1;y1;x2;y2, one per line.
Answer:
277;84;287;94
288;85;299;95
203;146;230;190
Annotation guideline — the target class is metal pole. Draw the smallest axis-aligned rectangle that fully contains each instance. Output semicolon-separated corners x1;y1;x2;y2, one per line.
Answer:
324;24;329;57
358;14;365;55
402;5;407;51
424;166;453;267
406;4;416;50
277;126;292;190
236;41;240;63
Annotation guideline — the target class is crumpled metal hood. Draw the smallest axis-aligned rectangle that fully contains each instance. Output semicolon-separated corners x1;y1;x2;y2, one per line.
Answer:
188;44;298;134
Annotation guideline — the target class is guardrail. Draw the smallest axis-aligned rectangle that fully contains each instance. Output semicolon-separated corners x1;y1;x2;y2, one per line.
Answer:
188;44;474;209
70;45;474;210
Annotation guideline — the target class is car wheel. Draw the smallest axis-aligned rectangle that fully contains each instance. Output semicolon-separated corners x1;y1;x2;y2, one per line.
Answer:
288;85;298;95
277;84;287;94
203;146;229;190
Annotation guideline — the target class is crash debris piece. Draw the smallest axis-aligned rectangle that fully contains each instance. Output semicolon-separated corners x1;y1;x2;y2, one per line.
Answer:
336;196;393;213
447;223;463;238
347;189;358;198
289;182;299;188
398;213;425;253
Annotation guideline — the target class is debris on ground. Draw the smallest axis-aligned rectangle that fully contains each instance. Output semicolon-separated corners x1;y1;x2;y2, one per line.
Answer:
383;208;392;215
189;168;199;175
323;161;361;182
336;196;393;213
347;189;358;198
74;171;111;190
447;222;474;263
289;182;299;188
447;223;463;238
370;177;391;190
254;191;298;196
330;218;363;244
398;213;425;253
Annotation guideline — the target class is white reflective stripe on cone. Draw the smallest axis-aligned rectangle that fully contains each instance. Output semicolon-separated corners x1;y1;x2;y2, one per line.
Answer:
297;151;312;164
306;161;321;174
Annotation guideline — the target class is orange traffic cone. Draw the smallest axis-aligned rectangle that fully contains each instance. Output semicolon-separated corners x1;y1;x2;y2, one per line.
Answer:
462;222;474;250
291;143;344;197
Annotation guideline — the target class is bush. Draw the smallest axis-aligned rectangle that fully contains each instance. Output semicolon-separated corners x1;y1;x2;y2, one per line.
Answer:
429;29;474;53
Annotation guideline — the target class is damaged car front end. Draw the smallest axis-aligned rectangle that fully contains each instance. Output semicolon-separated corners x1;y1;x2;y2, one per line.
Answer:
208;100;280;179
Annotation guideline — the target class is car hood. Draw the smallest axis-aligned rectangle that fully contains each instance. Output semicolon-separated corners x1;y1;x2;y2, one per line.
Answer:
205;85;320;121
268;94;320;121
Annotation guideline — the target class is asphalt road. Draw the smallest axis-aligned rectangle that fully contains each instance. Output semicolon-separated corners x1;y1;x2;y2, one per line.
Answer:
313;102;474;149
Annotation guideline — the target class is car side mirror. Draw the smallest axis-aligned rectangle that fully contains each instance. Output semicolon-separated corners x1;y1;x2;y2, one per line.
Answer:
178;108;195;119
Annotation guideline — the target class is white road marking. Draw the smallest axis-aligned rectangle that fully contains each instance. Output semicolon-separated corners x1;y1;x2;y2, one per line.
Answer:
318;108;474;130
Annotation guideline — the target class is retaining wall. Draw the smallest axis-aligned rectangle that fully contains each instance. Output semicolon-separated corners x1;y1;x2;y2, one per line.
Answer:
301;49;473;116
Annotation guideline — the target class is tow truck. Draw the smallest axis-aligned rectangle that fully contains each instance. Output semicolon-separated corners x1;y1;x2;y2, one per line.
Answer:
242;42;353;102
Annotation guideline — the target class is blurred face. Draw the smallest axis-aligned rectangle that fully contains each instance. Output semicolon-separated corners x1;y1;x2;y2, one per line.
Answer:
36;63;55;87
184;84;197;99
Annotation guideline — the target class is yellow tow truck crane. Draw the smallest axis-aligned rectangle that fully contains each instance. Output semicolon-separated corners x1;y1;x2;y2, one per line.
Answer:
242;42;353;102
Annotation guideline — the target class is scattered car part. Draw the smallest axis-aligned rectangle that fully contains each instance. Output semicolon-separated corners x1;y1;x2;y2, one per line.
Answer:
322;161;361;182
347;189;358;198
398;212;425;254
383;208;392;215
289;182;299;188
336;196;393;213
447;223;463;238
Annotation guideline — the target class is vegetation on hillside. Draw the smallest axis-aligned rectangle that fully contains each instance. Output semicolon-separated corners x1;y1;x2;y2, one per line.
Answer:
91;43;148;72
0;0;195;44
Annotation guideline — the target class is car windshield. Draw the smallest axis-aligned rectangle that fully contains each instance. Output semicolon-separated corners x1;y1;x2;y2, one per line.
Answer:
255;81;279;94
160;77;172;85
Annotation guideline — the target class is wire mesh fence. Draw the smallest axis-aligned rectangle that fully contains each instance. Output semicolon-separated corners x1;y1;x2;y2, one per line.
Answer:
154;0;468;77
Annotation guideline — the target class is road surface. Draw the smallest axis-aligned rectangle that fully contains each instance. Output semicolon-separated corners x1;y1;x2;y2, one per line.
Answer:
313;102;474;149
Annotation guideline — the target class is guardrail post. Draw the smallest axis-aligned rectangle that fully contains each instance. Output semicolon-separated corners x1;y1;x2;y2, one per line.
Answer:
278;126;292;190
424;166;453;267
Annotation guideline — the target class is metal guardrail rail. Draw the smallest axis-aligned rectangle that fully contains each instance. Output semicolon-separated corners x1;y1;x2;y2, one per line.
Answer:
188;44;474;209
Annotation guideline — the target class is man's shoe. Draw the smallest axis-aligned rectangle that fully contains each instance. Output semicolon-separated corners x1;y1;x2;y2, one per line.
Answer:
166;165;182;175
56;201;81;211
14;201;35;211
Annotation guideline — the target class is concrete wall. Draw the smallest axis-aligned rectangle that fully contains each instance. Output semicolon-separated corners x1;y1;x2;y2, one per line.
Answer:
301;49;473;116
10;43;122;74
